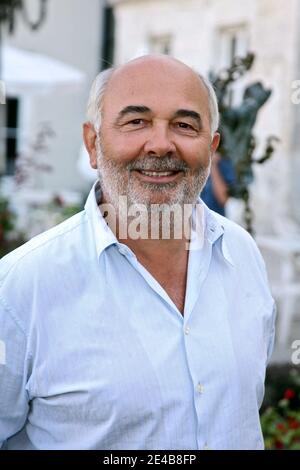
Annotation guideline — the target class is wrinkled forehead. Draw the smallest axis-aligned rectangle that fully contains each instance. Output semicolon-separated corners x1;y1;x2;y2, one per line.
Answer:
102;58;210;119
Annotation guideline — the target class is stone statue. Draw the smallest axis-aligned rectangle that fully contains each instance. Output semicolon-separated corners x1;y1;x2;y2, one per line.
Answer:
210;54;278;233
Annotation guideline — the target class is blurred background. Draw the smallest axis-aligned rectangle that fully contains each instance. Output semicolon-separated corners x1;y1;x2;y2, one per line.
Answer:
0;0;300;449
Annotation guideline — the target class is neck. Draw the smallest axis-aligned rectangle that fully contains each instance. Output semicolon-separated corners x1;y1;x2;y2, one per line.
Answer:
122;234;189;261
99;190;195;315
99;194;192;259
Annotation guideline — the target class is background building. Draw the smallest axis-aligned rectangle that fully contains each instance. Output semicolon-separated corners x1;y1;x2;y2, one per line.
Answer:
2;0;106;193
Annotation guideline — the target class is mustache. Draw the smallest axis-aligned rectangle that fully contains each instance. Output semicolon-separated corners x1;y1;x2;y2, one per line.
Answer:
127;156;189;173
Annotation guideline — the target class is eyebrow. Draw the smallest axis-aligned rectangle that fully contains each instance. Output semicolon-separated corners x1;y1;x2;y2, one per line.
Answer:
115;105;202;127
115;105;151;124
172;109;202;127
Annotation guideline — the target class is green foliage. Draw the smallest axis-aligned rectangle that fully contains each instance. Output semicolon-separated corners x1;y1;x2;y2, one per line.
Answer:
0;196;15;235
0;195;25;258
261;367;300;449
45;195;82;224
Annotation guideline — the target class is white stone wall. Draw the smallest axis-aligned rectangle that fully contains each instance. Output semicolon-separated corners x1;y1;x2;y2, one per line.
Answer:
249;0;299;235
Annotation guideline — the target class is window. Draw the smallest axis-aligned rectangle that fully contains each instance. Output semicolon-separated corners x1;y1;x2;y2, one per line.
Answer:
0;105;5;174
218;25;249;68
216;25;249;105
1;97;19;176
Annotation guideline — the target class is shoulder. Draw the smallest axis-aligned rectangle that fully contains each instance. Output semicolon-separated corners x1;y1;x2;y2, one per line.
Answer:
0;210;87;280
209;210;276;360
212;210;257;245
211;210;247;238
0;211;92;329
210;210;268;272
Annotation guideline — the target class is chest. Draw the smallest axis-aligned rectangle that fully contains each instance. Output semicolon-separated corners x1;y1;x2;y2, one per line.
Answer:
137;257;188;314
27;274;268;449
159;278;186;314
24;243;272;448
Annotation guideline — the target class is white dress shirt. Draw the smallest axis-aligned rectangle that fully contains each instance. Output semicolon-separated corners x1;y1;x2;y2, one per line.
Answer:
0;182;276;450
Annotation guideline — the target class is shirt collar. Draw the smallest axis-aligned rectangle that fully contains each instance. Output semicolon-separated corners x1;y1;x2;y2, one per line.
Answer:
84;180;235;266
201;199;235;266
84;180;118;258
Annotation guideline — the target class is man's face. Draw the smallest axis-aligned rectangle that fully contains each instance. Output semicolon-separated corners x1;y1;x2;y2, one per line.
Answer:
90;57;219;210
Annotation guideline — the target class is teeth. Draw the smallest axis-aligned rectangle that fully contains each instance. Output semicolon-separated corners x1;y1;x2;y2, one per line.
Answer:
140;171;175;177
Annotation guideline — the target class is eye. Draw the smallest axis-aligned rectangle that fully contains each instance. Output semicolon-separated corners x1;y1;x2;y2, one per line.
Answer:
120;118;148;133
126;118;145;125
120;118;148;131
174;122;197;133
177;122;193;129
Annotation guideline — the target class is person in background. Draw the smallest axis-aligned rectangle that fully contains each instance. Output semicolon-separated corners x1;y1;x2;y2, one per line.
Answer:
201;152;235;216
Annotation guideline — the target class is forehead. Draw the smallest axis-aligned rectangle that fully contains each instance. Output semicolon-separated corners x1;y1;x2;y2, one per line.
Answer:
102;60;210;119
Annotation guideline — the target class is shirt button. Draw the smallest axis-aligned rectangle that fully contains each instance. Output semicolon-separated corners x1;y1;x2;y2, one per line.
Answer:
184;326;190;335
197;383;204;394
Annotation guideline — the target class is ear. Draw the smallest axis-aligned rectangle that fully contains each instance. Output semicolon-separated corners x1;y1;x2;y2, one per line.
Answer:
83;122;98;169
210;132;220;154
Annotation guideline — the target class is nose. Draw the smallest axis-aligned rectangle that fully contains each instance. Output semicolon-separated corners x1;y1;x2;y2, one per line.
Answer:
143;122;176;157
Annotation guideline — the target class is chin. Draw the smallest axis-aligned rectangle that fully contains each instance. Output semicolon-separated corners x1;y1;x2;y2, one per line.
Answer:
137;185;183;206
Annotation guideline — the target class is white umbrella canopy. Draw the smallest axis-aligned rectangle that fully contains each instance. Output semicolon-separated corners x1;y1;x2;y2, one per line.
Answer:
2;45;86;95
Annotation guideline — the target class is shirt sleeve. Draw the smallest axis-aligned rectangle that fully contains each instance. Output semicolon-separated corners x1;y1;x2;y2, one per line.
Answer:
266;300;277;365
241;228;277;366
254;244;277;365
0;295;29;449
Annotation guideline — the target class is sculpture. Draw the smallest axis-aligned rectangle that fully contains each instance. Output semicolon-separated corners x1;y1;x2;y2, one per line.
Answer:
210;53;279;233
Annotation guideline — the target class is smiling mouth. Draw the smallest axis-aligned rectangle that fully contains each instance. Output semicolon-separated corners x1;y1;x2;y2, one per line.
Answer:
132;169;182;183
138;170;179;177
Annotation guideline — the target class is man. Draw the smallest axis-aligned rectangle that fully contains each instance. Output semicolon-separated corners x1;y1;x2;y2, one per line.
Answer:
0;55;275;450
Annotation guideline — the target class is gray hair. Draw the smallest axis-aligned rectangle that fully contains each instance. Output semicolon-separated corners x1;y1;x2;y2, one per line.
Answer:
197;73;219;137
86;66;219;137
86;67;114;134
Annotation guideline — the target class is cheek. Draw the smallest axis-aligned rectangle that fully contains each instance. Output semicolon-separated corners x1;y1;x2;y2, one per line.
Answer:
102;133;145;164
179;143;211;170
